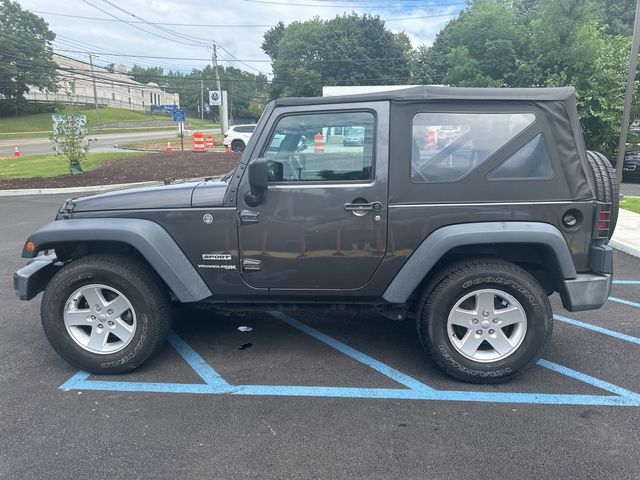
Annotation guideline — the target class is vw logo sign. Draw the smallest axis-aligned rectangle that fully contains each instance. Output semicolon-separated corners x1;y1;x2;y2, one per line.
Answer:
202;214;214;224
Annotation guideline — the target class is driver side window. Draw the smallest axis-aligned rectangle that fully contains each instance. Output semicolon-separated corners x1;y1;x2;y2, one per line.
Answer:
262;111;375;182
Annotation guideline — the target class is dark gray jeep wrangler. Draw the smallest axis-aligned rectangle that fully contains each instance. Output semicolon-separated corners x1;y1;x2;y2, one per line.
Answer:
14;86;618;383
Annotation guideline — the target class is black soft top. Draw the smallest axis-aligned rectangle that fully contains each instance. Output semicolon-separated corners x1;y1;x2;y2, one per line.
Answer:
273;86;576;107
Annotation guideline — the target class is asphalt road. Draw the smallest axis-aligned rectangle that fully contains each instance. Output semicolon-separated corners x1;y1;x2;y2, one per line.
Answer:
0;128;220;157
2;194;640;479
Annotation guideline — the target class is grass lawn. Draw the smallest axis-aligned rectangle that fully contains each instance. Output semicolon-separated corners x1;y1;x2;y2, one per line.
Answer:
121;134;225;151
0;151;144;179
621;196;640;214
0;107;217;136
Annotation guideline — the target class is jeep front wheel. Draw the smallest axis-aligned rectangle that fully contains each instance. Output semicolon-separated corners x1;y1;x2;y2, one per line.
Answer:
41;254;172;374
418;258;552;383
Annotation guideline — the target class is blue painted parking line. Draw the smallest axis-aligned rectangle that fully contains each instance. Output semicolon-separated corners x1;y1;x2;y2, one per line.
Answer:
269;310;435;392
554;314;640;345
537;359;639;399
608;296;640;309
613;280;640;285
59;311;640;407
167;331;231;388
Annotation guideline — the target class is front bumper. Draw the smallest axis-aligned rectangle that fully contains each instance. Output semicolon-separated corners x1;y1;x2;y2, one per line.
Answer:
13;254;60;301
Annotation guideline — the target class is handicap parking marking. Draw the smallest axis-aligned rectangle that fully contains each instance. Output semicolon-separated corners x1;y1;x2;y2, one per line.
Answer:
59;310;640;407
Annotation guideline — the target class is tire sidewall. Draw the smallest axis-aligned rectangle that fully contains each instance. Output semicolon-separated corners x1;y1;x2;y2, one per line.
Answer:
425;269;549;381
42;262;156;373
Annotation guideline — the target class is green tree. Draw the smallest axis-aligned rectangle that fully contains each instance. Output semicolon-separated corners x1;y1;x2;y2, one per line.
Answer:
444;47;497;87
410;0;633;154
49;88;91;175
129;65;164;85
263;14;411;98
0;0;57;115
249;91;270;118
416;0;525;87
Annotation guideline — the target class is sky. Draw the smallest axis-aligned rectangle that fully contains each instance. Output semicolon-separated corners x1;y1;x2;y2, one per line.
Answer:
16;0;464;77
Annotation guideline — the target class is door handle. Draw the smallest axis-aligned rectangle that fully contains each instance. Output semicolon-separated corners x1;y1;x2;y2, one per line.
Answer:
239;210;259;224
344;201;382;216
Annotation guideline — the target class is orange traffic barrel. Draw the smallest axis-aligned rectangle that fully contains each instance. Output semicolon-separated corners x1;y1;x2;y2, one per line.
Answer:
193;131;205;152
426;130;436;150
205;135;214;149
314;133;324;153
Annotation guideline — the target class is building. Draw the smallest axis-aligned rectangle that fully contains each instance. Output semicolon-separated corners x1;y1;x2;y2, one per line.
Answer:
26;54;179;111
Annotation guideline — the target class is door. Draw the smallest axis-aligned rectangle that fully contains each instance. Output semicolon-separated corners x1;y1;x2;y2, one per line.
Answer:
237;105;389;290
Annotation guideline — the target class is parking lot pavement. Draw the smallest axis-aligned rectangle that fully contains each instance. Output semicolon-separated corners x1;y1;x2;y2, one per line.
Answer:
2;195;640;479
621;180;640;196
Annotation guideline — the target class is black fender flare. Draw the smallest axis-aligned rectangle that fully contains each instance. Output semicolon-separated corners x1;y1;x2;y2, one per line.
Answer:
23;218;212;303
382;221;577;303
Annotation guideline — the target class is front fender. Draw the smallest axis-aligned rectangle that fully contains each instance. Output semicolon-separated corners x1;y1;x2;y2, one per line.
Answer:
382;221;577;303
22;218;212;303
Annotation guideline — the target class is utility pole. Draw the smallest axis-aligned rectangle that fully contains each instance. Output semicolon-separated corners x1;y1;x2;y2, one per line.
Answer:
211;42;228;132
616;0;640;184
88;53;101;131
200;76;204;121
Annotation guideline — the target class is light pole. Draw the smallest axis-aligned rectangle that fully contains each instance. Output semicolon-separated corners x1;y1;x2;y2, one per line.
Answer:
616;0;640;184
200;76;204;121
88;53;101;131
211;42;228;132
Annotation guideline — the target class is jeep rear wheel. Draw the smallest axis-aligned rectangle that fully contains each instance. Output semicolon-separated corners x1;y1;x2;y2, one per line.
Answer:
41;254;172;374
586;150;619;238
418;258;552;383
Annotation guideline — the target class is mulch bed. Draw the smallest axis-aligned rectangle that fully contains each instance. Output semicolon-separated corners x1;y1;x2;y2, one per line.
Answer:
0;151;241;190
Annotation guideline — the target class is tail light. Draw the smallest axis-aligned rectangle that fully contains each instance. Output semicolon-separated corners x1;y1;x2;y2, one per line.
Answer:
594;203;611;239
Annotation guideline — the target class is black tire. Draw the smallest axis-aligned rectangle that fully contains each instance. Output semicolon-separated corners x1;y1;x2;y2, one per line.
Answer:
231;140;245;152
417;258;552;384
586;150;619;238
41;254;172;374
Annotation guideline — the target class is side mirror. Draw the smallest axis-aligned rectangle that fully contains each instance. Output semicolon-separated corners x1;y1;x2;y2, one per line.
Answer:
245;158;268;207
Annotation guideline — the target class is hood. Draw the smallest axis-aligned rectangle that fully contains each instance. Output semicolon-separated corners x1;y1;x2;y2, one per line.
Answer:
70;181;203;212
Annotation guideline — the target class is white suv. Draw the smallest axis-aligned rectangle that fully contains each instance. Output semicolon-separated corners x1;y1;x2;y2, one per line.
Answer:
223;124;256;152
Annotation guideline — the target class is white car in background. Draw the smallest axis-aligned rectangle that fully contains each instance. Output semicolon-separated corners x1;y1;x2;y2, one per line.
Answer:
223;124;256;152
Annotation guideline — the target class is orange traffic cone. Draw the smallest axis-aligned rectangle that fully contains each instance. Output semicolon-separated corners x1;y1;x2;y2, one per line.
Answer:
14;146;21;157
425;130;436;150
226;144;232;153
164;142;172;153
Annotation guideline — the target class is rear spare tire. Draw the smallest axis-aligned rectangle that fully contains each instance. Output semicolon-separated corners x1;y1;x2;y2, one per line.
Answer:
586;150;619;238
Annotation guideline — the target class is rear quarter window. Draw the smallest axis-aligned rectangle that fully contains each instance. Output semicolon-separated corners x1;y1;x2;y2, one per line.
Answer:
411;112;535;183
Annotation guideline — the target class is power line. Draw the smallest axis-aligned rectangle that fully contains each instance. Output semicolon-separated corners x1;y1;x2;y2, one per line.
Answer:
30;9;459;26
79;0;209;48
49;50;416;63
240;0;463;8
98;0;211;47
76;2;272;78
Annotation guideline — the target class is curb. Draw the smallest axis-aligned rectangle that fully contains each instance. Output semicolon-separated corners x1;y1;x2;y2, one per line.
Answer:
0;181;160;197
610;240;640;259
113;144;162;152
